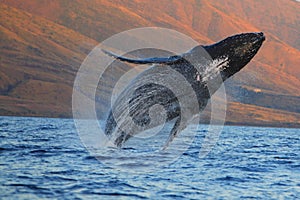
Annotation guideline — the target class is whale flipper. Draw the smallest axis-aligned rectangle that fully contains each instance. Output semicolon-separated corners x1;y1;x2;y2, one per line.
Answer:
114;130;131;148
102;49;182;65
105;111;131;147
162;116;187;150
105;111;116;136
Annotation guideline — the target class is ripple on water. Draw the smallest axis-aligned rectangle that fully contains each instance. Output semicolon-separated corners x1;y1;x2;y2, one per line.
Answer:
0;117;299;199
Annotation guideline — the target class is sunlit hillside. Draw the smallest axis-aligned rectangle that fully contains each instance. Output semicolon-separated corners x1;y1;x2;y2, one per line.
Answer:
1;0;299;127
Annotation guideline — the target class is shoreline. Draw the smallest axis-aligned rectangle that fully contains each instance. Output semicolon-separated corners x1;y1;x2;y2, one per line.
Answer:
1;114;300;129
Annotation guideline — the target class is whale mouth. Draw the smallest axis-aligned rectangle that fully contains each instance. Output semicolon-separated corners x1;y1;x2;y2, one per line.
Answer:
246;32;265;56
259;33;266;41
254;32;266;43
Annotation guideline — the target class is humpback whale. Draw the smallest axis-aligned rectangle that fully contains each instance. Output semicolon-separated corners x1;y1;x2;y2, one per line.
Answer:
104;32;265;148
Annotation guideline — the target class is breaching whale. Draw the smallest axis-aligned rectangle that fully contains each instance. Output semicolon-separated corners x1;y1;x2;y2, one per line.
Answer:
104;32;265;148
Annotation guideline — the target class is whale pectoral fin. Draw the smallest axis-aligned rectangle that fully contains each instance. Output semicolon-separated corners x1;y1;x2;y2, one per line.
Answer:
162;116;186;150
114;130;131;148
105;111;117;136
102;49;182;65
105;110;132;148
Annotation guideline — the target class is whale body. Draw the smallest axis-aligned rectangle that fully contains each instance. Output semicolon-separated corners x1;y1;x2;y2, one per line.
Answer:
104;32;265;148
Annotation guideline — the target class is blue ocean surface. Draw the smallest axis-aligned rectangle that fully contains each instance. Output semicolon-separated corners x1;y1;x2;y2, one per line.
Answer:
0;116;299;199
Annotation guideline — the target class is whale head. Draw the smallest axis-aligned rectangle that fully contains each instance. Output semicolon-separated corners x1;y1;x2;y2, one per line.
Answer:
203;32;265;81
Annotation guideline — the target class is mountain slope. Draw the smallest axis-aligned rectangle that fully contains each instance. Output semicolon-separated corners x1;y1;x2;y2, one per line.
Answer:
1;1;300;127
210;0;300;50
3;0;299;94
0;3;96;117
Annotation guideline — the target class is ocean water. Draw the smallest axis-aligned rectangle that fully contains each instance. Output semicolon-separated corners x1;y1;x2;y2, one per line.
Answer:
0;116;299;199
